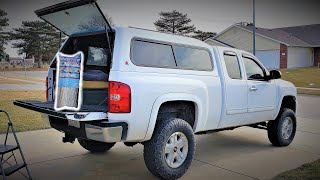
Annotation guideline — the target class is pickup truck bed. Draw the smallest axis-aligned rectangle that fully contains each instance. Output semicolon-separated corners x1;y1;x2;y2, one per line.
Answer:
14;100;108;119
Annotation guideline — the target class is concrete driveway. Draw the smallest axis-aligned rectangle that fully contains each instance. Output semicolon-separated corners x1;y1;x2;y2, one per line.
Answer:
1;94;320;180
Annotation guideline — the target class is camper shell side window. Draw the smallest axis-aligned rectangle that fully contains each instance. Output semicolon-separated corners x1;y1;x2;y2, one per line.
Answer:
130;38;213;71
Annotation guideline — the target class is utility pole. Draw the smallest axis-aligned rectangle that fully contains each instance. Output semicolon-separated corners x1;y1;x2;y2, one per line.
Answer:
172;21;175;34
24;53;27;78
253;0;256;55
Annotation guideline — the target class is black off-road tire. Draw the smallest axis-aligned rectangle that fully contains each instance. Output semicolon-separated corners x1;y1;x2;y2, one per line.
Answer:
143;118;195;180
267;108;296;147
78;138;115;153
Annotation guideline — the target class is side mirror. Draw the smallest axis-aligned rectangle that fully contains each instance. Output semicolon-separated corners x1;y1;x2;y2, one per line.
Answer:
269;70;282;80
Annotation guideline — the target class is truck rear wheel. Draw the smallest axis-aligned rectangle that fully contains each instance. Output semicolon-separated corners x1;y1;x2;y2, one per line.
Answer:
267;108;296;146
78;138;115;153
144;118;195;180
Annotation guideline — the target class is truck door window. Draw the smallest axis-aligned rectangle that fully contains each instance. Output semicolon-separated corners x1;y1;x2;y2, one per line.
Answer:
223;52;241;79
242;57;265;80
173;46;212;71
87;47;108;66
131;40;176;68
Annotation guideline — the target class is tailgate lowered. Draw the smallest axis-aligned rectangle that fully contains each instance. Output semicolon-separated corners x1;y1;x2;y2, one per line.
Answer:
13;100;108;120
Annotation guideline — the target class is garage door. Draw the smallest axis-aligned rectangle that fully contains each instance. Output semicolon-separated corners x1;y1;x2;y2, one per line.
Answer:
255;50;280;70
287;47;313;68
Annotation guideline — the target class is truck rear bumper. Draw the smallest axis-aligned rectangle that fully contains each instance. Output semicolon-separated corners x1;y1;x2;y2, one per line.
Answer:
49;116;128;143
14;100;127;142
85;124;123;142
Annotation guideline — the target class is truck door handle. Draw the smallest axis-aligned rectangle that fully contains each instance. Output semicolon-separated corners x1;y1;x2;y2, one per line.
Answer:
249;86;258;91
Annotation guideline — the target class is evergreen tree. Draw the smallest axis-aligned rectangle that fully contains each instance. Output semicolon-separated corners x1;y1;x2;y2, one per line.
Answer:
10;21;60;67
192;30;217;41
0;9;9;60
154;10;195;36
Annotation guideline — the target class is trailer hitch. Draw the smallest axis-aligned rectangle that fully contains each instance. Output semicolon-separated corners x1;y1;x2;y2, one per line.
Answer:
62;133;75;143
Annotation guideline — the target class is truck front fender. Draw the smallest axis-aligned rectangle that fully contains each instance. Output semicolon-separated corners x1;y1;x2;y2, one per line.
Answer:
273;79;297;119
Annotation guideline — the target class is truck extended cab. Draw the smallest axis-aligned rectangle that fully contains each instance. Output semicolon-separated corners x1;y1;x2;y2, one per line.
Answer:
14;0;297;179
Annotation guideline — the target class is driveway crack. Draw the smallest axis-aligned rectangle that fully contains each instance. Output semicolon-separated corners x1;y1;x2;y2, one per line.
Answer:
193;158;261;180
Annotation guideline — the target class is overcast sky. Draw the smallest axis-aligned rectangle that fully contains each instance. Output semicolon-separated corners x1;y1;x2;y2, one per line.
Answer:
1;0;320;57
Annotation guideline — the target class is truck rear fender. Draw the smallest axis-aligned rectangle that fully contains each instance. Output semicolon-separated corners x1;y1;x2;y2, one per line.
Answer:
144;93;205;141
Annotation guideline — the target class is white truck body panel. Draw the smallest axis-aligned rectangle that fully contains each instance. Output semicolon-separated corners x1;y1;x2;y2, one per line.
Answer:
105;27;296;142
27;27;297;143
28;0;297;143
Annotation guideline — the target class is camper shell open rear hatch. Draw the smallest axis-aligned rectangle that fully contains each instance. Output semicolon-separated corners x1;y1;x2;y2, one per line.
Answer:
34;0;112;36
14;0;113;120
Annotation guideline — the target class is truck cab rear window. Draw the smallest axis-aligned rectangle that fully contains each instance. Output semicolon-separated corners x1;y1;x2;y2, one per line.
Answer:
131;39;213;71
87;47;108;66
58;33;113;72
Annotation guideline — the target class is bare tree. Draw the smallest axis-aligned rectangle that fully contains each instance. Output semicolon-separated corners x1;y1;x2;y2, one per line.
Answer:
79;14;114;31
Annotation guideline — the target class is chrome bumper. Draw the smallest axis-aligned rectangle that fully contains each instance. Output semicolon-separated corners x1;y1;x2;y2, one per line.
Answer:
85;124;123;142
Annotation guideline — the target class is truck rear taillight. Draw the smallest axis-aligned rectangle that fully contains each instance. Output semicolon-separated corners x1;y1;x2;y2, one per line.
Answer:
108;81;131;113
45;76;48;101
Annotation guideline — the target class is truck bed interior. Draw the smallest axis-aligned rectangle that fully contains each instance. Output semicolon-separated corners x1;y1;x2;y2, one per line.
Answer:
14;31;115;116
55;31;114;106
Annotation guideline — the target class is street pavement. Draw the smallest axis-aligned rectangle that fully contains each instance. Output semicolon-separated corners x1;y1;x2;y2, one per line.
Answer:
0;71;46;90
0;95;319;180
0;71;47;80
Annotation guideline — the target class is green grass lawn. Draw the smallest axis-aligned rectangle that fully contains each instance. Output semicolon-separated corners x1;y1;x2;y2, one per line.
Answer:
280;67;320;95
0;91;50;134
273;159;320;180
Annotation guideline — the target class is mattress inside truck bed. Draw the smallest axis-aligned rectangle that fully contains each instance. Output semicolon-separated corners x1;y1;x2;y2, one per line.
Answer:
13;100;108;119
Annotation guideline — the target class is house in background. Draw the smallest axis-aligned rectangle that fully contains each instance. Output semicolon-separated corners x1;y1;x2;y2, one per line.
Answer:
9;57;24;66
205;23;320;69
24;59;35;67
7;57;35;67
0;60;10;67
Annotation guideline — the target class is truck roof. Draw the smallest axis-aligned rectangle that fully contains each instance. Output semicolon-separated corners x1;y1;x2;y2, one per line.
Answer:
213;46;256;58
113;26;213;50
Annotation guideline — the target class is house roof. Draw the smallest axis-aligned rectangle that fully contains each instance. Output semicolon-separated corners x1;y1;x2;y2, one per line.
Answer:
275;24;320;47
208;23;320;47
204;38;234;48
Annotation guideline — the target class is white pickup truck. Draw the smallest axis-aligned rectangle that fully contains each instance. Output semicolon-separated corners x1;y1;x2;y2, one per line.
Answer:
14;0;298;179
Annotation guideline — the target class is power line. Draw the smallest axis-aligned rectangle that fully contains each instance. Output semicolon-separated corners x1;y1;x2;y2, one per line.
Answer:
253;0;256;55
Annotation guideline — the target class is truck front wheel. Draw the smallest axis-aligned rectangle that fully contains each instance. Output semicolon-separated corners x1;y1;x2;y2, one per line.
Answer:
78;138;115;153
267;108;296;146
144;118;195;180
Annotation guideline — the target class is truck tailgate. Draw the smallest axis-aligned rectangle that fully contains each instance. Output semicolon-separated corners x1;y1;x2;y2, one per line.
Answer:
14;100;108;119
